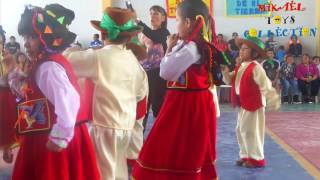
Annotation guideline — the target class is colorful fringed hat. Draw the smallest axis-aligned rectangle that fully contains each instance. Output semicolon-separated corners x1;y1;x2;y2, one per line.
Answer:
19;4;76;53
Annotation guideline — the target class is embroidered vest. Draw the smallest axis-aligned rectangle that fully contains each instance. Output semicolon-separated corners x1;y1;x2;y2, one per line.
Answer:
16;54;89;135
167;63;210;90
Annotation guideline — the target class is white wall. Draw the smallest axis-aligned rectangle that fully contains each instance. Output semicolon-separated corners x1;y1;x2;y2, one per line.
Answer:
0;0;102;48
130;0;317;55
0;0;317;54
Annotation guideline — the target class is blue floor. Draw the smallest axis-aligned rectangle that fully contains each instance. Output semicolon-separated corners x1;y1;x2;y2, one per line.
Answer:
216;112;313;180
144;110;314;180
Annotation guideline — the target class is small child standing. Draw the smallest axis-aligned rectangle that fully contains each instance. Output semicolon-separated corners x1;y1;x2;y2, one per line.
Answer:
223;36;280;168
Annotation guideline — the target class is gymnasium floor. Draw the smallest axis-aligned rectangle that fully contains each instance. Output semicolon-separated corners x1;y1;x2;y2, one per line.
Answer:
1;103;319;179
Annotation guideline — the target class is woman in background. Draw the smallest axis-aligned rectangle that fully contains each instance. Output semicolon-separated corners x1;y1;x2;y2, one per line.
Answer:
137;5;170;131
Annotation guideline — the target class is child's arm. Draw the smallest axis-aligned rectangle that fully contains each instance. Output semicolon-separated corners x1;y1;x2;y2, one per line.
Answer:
63;48;98;80
160;41;200;81
221;66;235;85
253;63;280;111
36;62;80;151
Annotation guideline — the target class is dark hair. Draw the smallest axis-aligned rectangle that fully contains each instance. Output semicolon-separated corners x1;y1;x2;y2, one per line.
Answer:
285;54;293;59
16;52;28;64
312;56;320;60
94;34;99;38
303;53;310;59
150;5;167;28
266;48;274;52
232;32;238;37
278;45;285;50
177;0;209;23
218;34;223;37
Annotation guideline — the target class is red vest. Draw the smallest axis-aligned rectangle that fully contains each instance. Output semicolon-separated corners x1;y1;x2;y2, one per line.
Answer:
167;63;210;90
239;62;263;111
16;54;88;135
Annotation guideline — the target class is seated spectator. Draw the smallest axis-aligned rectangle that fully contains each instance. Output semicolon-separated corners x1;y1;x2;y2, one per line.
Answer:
265;33;278;51
89;33;103;49
288;35;302;58
15;52;30;75
276;45;286;64
228;32;239;60
5;36;20;55
296;54;319;103
216;33;228;52
280;54;300;104
312;56;320;75
261;48;280;90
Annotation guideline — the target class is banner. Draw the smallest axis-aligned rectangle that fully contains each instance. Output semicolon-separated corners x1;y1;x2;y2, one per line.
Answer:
166;0;212;18
225;0;269;17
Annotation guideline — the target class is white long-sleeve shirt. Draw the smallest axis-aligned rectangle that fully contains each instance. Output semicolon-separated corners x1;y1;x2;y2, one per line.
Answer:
160;40;200;81
35;61;80;148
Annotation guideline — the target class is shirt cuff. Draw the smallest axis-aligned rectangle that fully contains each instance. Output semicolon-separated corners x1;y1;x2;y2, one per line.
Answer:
49;124;75;149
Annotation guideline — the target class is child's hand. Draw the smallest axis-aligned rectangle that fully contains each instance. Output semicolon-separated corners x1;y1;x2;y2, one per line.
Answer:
3;148;13;163
46;140;63;152
220;65;230;73
166;34;178;53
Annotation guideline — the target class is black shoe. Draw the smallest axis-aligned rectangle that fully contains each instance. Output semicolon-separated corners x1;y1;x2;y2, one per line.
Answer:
282;96;289;104
309;96;315;104
293;95;301;104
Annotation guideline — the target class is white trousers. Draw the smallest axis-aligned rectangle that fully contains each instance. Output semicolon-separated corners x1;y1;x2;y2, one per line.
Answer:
236;107;265;160
91;119;144;180
91;126;131;180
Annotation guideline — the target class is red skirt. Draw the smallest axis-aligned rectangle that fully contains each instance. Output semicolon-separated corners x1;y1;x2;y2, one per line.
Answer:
12;124;100;180
132;89;217;180
0;87;17;148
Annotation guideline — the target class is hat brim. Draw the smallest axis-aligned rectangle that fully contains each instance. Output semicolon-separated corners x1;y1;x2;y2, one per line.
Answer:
236;39;267;59
90;20;143;40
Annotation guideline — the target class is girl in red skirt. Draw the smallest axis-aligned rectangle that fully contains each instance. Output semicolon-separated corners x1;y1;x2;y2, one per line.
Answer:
6;4;100;180
132;0;222;179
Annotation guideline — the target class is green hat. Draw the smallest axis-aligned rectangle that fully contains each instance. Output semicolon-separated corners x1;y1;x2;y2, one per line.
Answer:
236;36;267;59
90;7;143;41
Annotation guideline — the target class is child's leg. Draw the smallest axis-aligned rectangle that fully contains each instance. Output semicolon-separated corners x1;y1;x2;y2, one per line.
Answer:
239;108;266;166
90;126;117;179
236;109;248;160
115;130;131;180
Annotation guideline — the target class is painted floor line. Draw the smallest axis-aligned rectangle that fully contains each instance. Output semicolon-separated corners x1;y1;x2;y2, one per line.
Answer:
266;128;320;179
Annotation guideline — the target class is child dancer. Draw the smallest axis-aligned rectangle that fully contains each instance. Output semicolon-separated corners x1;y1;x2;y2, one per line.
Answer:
132;0;220;179
9;4;100;179
223;36;280;168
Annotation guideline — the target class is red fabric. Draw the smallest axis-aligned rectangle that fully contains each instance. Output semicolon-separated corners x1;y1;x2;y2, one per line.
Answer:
83;79;95;121
127;159;137;167
0;88;17;147
230;65;240;108
136;96;147;120
12;54;100;179
132;64;217;180
239;62;263;111
246;158;266;167
12;123;100;180
48;54;89;122
167;64;210;90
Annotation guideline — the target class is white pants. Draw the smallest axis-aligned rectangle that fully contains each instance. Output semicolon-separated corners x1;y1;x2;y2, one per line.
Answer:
91;126;132;180
127;118;144;160
236;107;265;160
